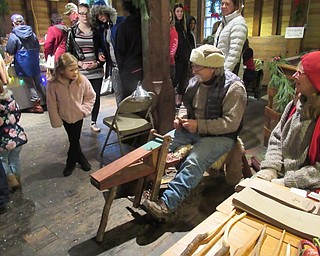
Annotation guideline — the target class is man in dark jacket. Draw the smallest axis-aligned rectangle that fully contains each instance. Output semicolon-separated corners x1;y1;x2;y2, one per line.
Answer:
6;14;44;113
115;0;142;100
144;45;247;221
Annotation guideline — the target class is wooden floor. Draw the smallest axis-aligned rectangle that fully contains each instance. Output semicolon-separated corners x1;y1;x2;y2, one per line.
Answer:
0;92;267;256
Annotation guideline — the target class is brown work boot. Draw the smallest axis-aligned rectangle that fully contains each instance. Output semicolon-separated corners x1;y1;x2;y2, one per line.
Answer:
7;173;21;192
143;199;174;222
27;99;44;114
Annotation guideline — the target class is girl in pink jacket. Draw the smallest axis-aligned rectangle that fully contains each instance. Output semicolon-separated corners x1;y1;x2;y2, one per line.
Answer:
47;53;96;176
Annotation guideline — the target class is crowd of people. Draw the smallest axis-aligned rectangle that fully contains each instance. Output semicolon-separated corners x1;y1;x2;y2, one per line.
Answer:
0;0;319;228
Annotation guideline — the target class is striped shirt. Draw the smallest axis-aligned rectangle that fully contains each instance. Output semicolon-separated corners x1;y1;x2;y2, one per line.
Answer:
74;27;104;80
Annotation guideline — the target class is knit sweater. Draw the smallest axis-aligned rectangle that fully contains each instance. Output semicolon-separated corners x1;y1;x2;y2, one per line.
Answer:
258;95;320;189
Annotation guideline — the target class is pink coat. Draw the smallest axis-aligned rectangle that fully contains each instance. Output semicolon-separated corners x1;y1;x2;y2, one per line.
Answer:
44;24;67;61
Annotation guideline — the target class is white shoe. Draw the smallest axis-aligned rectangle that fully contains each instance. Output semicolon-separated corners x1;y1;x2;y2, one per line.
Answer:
90;122;101;132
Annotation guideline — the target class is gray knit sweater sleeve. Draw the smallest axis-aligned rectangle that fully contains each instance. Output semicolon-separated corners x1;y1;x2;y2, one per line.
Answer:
258;97;320;189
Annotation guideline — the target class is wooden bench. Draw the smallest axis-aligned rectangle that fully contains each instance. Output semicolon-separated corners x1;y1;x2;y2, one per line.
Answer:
91;130;252;242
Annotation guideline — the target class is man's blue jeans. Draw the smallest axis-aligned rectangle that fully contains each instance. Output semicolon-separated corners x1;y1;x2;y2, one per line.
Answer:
161;129;235;210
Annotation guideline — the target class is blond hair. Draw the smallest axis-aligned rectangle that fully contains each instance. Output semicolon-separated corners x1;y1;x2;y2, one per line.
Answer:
51;53;82;84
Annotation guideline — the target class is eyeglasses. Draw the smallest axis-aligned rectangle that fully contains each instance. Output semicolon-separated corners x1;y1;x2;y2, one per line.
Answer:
78;12;88;16
191;64;207;72
293;70;305;78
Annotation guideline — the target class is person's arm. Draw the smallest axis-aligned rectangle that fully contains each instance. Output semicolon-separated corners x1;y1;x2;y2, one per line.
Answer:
170;27;178;61
0;55;8;84
114;24;126;72
46;81;63;128
256;102;294;181
44;27;55;60
224;22;247;72
81;75;96;116
5;34;17;55
197;81;247;135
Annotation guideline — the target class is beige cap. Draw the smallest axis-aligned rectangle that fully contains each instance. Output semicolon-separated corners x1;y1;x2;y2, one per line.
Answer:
63;3;78;15
190;44;225;68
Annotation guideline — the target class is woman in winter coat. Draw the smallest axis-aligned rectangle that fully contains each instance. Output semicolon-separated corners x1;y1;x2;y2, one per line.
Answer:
89;4;123;105
214;0;247;75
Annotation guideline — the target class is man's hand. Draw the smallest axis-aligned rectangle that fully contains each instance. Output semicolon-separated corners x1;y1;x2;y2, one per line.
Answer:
182;119;198;133
173;117;184;130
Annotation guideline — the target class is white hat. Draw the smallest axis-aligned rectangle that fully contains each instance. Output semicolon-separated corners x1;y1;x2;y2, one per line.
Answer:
190;44;225;68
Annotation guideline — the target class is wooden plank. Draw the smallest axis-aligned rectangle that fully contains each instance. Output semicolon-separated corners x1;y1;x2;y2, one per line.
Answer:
90;142;162;185
271;0;281;35
235;178;320;214
232;187;320;240
252;0;262;36
91;163;154;191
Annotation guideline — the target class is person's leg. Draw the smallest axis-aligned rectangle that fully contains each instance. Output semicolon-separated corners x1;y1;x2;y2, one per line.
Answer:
0;151;19;191
62;119;85;176
162;136;235;210
22;76;43;113
8;146;23;186
169;129;197;152
0;161;9;213
89;78;103;132
174;59;189;107
111;66;123;106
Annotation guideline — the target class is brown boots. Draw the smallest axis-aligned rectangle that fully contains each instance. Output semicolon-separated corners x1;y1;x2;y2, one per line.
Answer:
7;173;21;192
27;99;44;114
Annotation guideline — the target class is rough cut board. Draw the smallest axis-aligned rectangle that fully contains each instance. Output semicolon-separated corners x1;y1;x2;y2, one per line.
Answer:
235;178;320;215
232;187;320;240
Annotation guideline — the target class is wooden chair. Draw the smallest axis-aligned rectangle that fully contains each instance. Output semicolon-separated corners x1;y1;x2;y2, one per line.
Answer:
100;92;156;157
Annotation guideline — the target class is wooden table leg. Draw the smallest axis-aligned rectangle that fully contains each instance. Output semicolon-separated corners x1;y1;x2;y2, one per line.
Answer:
96;186;118;242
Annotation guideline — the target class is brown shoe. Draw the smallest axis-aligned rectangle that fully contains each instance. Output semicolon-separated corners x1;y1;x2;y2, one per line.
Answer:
143;199;174;222
7;173;21;191
27;99;44;114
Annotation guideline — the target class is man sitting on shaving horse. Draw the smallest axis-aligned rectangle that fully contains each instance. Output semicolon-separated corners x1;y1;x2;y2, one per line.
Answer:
144;44;247;221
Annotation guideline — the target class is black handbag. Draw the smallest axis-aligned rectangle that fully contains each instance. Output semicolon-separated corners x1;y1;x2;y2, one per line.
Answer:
66;27;85;61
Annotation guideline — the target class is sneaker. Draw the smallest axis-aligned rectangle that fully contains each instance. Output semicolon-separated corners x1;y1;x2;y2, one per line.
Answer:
143;199;174;222
90;122;101;132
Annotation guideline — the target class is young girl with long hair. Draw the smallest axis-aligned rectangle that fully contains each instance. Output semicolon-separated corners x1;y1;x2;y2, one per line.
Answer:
47;53;96;177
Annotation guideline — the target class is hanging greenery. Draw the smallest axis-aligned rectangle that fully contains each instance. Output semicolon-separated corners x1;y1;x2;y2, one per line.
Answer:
291;0;305;26
268;57;295;113
132;0;149;20
0;0;8;17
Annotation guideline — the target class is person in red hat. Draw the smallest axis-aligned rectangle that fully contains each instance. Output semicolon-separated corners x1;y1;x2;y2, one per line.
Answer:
256;51;320;190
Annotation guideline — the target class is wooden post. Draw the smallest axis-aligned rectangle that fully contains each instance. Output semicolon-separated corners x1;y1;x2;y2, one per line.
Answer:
141;0;175;134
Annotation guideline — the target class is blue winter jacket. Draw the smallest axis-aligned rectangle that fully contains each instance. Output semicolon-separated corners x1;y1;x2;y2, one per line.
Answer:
6;25;40;77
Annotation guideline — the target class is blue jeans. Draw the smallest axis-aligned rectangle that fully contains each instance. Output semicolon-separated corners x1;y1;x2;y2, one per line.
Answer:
0;161;9;208
0;146;23;176
161;129;235;210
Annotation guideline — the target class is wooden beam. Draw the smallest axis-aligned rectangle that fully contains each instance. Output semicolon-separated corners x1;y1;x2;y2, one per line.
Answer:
252;0;262;36
271;0;281;35
196;0;204;43
21;0;35;32
141;0;175;134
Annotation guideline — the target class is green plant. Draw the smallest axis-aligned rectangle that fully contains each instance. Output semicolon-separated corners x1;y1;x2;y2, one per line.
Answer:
0;0;8;17
268;57;295;113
